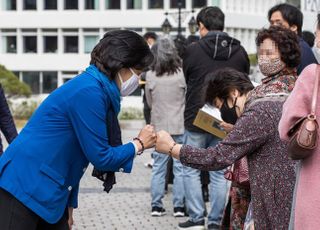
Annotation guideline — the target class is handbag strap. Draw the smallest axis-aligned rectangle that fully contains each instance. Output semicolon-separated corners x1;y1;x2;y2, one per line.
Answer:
311;65;320;115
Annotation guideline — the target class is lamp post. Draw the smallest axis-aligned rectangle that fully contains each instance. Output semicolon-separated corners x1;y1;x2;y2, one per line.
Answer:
161;1;197;36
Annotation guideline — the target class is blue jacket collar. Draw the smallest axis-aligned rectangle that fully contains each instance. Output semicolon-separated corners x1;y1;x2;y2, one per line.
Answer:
85;65;121;114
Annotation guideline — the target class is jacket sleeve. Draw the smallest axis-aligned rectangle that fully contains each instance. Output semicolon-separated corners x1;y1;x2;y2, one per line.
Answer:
67;87;135;173
279;64;317;141
179;102;274;171
145;73;152;109
0;85;18;144
183;45;193;84
68;182;79;208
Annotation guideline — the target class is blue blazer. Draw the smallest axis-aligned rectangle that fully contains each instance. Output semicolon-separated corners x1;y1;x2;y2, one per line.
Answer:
0;66;135;224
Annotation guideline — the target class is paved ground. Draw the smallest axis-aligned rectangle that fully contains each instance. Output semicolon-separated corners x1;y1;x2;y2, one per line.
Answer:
72;120;185;230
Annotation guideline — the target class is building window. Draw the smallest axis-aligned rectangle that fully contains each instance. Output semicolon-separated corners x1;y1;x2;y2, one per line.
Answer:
105;0;120;9
65;0;78;9
23;36;37;53
22;72;40;94
64;36;78;53
2;36;17;53
44;0;57;9
85;0;99;9
170;0;185;8
44;36;57;53
84;36;98;53
192;0;206;8
43;72;58;93
148;0;163;8
23;0;36;10
3;0;16;10
127;0;142;9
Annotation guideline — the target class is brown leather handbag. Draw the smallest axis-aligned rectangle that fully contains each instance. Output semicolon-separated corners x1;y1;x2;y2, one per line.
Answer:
287;66;319;160
224;156;250;188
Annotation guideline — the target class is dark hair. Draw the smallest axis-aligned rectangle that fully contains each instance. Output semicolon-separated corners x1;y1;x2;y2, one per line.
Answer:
174;34;187;59
205;68;254;105
143;32;158;41
318;13;320;30
268;3;303;36
256;26;300;69
196;6;225;31
150;36;181;77
90;30;153;79
302;31;315;47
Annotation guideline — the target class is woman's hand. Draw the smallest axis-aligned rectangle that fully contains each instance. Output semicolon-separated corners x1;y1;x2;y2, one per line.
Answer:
136;125;156;150
68;207;74;230
220;122;234;133
155;130;175;154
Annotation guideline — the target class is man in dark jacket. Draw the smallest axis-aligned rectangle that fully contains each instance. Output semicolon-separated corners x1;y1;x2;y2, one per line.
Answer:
180;6;250;230
268;3;318;74
0;84;18;155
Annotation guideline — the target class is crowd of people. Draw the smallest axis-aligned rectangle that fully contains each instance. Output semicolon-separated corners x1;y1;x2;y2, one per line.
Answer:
0;2;319;230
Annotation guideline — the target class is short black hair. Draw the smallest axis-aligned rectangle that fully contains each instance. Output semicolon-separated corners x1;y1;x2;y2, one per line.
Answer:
302;31;315;47
174;34;187;59
256;26;301;69
196;6;225;31
143;32;158;41
268;3;303;36
205;68;254;105
90;30;153;79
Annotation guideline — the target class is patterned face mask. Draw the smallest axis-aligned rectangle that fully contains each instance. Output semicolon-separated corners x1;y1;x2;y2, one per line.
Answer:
258;56;286;77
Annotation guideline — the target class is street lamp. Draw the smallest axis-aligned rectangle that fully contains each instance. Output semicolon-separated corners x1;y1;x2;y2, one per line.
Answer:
161;13;172;34
188;16;197;35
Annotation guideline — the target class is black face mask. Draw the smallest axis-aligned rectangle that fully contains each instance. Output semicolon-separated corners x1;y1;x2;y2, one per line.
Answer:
220;98;238;125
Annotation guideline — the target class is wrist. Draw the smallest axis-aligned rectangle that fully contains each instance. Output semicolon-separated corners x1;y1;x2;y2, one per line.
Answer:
133;137;145;155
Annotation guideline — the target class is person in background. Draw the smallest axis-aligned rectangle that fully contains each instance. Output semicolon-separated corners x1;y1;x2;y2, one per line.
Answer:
0;30;156;230
0;84;18;156
141;32;158;169
313;14;320;63
302;30;315;48
268;3;318;74
146;36;186;218
278;14;320;230
180;6;250;230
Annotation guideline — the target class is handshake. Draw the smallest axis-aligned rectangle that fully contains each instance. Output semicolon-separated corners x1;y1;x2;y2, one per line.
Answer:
133;125;178;156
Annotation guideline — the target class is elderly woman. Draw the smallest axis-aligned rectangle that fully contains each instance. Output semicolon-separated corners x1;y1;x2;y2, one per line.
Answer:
156;26;301;229
0;30;156;230
145;36;186;217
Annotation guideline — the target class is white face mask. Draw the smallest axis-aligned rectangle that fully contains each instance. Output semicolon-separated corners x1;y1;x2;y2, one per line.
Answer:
118;68;140;97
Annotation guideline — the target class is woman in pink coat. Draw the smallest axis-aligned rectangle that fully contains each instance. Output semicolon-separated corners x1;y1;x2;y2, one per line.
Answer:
279;63;320;229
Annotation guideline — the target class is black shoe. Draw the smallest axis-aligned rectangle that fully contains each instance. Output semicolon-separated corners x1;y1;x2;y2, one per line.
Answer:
173;207;185;217
178;220;205;230
151;207;166;217
207;223;220;230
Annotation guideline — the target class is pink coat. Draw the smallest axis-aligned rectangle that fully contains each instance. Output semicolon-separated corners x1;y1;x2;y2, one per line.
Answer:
279;64;320;229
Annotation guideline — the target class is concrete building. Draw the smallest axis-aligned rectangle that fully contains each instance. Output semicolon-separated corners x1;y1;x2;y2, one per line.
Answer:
0;0;315;95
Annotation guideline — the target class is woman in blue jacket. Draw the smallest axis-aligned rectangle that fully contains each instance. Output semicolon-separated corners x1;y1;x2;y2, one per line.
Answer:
0;30;156;230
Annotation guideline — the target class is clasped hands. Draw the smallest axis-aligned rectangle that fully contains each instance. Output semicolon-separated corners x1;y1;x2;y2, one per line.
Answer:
135;125;177;155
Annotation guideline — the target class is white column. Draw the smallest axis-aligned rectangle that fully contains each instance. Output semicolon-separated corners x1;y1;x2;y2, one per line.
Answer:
142;0;148;10
17;28;23;54
57;71;63;87
58;0;64;11
58;28;63;54
37;0;42;10
99;28;104;38
164;0;169;11
186;0;192;10
79;28;84;54
79;0;85;10
17;0;23;11
100;0;105;10
37;28;42;54
39;72;43;94
121;0;126;11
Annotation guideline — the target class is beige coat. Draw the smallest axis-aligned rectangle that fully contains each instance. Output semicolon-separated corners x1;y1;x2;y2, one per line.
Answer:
145;69;186;135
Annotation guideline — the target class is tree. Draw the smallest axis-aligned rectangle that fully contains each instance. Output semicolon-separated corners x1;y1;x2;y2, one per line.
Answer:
0;64;31;97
